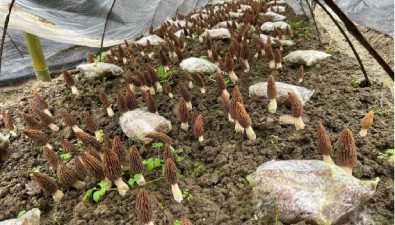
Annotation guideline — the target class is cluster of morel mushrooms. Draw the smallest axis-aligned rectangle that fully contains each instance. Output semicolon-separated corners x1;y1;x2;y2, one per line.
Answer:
0;0;376;224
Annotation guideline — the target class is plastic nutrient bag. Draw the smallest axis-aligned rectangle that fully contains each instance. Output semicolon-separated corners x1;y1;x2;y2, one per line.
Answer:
264;11;286;21
283;50;331;66
249;81;314;104
248;160;379;225
119;107;172;144
76;62;123;79
134;35;165;46
260;34;295;46
0;208;40;225
180;57;220;73
260;21;291;32
199;28;231;42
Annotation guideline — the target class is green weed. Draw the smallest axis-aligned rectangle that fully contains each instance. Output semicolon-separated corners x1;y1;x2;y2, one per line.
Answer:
82;180;109;203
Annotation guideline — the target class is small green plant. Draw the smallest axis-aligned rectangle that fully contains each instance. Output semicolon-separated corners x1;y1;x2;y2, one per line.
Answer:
373;98;390;117
176;156;185;163
224;78;231;85
157;66;177;81
96;129;105;141
29;166;42;175
378;149;394;160
182;188;193;201
128;174;143;187
93;51;108;63
82;180;109;203
152;142;164;149
199;55;208;59
270;135;279;146
60;152;73;160
143;157;164;171
17;210;26;219
172;220;181;225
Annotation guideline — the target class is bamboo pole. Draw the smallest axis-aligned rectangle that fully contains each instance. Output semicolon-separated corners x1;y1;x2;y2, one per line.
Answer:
24;32;51;81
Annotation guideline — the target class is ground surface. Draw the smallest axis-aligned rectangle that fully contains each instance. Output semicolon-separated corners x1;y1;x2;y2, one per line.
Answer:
0;3;393;225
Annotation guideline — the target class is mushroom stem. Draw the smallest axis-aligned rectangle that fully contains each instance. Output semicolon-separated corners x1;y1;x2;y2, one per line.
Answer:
168;93;174;98
148;52;154;59
149;87;156;95
323;155;334;164
359;129;368;137
207;50;212;58
245;126;256;140
268;99;277;113
222;89;230;98
72;180;86;189
139;51;145;57
235;121;244;133
228;71;238;83
294;116;305;130
199;88;206;94
228;113;234;123
171;183;183;203
136;175;146;186
94;130;103;142
44;143;53;150
10;125;17;137
155;82;163;93
129;84;135;93
145;222;154;225
186;101;192;110
298;78;303;83
141;86;149;92
48;123;59;132
241;59;250;72
106;107;115;117
254;53;259;58
71;86;80;95
122;57;128;65
52;189;64;202
114;177;130;196
72;125;84;133
269;60;275;69
188;81;194;89
275;62;282;69
44;109;52;117
164;66;169;72
340;166;353;176
181;122;189;131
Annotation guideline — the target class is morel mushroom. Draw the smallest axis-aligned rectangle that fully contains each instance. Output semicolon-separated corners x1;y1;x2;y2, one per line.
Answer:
336;128;357;175
58;108;83;133
317;122;333;164
221;93;234;122
112;135;126;166
74;156;88;181
147;65;163;93
165;158;183;203
216;73;229;98
103;148;129;196
61;139;78;153
288;92;305;130
178;97;190;131
1;110;16;136
143;91;158;114
359;111;374;137
254;39;265;59
159;50;170;72
206;32;213;58
230;86;244;132
163;143;175;162
235;102;256;140
30;103;59;131
115;90;128;114
163;81;173;98
32;172;64;202
125;69;138;92
135;189;154;225
75;131;102;152
239;40;249;72
24;130;53;149
33;90;52;116
62;68;79;95
86;145;103;162
178;82;192;110
118;44;128;64
224;52;238;83
193;115;204;142
129;145;146;185
57;161;86;189
80;152;105;180
20;112;42;130
297;65;304;83
267;75;277;113
182;72;194;89
136;44;145;57
99;89;114;117
143;71;156;95
146;40;154;59
83;111;102;141
145;131;172;146
274;48;282;69
193;73;205;94
42;146;61;167
266;45;275;69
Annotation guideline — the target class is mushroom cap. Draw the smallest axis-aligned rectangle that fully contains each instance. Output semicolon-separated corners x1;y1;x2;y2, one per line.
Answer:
224;52;234;72
336;128;357;168
178;82;191;102
98;89;110;108
206;31;212;50
112;136;126;165
221;93;231;113
83;111;99;132
32;172;58;195
240;40;249;60
135;189;153;224
230;86;244;119
193;73;205;89
86;145;103;162
62;68;75;87
267;75;277;99
143;72;153;87
127;74;143;87
32;90;49;109
163;81;172;94
182;71;192;82
274;48;282;63
190;109;200;127
163;143;175;162
76;131;102;152
145;132;172;145
20;112;42;130
74;156;88;181
31;106;55;126
103;148;122;181
266;45;274;61
146;39;152;52
103;135;112;149
215;73;226;91
159;50;169;66
193;115;204;138
164;158;179;184
1;110;13;130
297;65;304;80
235;102;252;128
178;97;190;123
80;152;105;180
24;130;48;146
181;217;193;225
360;111;374;129
147;65;160;83
115;90;128;114
117;44;125;58
129;145;144;175
288;92;303;117
143;91;157;113
58;108;77;127
42;146;61;167
317;122;332;155
125;87;138;111
57;161;78;186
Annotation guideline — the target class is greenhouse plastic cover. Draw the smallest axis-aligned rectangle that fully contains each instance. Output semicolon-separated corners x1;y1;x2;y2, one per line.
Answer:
0;0;393;84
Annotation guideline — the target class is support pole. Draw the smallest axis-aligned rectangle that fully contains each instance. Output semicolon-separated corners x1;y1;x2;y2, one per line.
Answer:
24;32;51;81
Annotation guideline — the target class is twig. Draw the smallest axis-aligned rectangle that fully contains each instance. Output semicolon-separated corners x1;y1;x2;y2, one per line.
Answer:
1;28;23;57
99;0;117;62
315;0;371;87
0;0;16;73
320;0;393;82
304;0;321;45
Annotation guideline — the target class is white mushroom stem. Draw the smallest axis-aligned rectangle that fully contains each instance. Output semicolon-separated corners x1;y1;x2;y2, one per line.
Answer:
222;89;230;98
114;177;130;197
48;123;59;132
198;136;204;142
145;221;154;225
148;52;154;59
168;93;174;98
186;101;192;110
149;87;156;95
136;175;146;186
275;62;282;69
52;189;64;202
155;82;163;93
44;143;53;150
228;71;238;83
294;116;305;130
141;86;149;92
269;60;275;69
268;99;277;113
245;126;256;140
9;125;17;137
261;49;265;56
72;125;84;133
241;59;250;72
181;122;189;131
164;66;169;72
322;155;334;164
298;78;303;83
340;166;353;176
207;50;212;58
72;180;86;189
139;51;145;57
188;81;194;89
122;57;128;65
199;36;204;43
44;109;52;117
199;88;206;94
129;84;135;93
70;86;79;95
94;130;103;142
171;183;183;203
359;128;368;137
106;107;114;117
254;53;259;58
235;121;244;133
228;113;234;123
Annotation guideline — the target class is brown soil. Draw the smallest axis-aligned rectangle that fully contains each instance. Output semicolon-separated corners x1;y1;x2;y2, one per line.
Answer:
0;4;393;225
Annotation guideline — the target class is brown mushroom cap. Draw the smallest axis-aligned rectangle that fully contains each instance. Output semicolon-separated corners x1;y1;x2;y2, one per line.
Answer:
115;90;128;114
182;71;192;82
193;73;205;89
240;40;249;60
83;111;99;133
215;73;226;91
336;128;357;168
266;45;274;61
145;132;172;145
163;143;175;162
57;161;78;186
1;110;13;130
125;88;138;111
163;81;172;95
274;48;281;64
230;86;244;119
62;68;75;87
221;93;231;113
143;72;153;87
32;90;49;109
103;135;112;149
164;158;179;184
31;106;55;126
117;44;125;59
76;131;102;152
181;217;193;225
103;148;122;181
159;50;169;66
267;75;277;99
20;112;42;130
147;65;159;83
32;172;58;195
99;89;111;108
317;122;332;155
235;102;252;128
135;188;153;224
288;92;303;117
144;91;157;113
193;115;204;138
74;156;88;181
178;82;191;102
224;52;234;73
178;97;190;123
42;146;61;167
206;32;212;50
129;145;144;175
80;152;105;180
58;108;77;127
146;40;152;52
86;145;103;162
360;111;374;129
112;136;126;165
24;130;48;146
297;65;304;80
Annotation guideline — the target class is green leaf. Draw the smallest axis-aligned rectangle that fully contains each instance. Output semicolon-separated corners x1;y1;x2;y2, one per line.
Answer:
17;210;26;219
60;153;73;159
93;188;106;203
154;158;162;167
134;174;142;181
152;142;164;148
176;156;185;163
200;55;208;59
128;178;135;187
157;66;165;76
98;180;109;189
385;149;394;155
172;220;181;225
82;188;94;202
146;158;154;170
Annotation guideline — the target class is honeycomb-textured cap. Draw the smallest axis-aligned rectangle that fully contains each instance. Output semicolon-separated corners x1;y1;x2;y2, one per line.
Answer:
31;106;55;126
80;152;105;180
178;97;190;123
83;111;99;132
267;75;277;99
288;92;303;117
193;74;205;89
266;45;274;61
274;48;281;63
317;122;332;155
360;111;374;129
58;108;77;127
62;68;75;87
225;52;234;73
235;102;252;128
193;115;204;138
159;51;169;66
240;40;249;60
164;158;179;184
24;130;48;146
57;161;78;186
33;90;49;109
206;32;212;50
103;148;122;181
1;110;13;130
178;82;191;102
76;131;102;152
115;90;128;114
135;189;153;224
230;86;244;119
98;89;110;108
20;112;42;130
297;65;304;80
147;65;159;83
32;172;58;195
129;145;144;175
112;136;126;165
42;146;61;167
74;156;88;181
163;143;175;162
145;132;172;145
336;128;357;168
221;93;231;113
163;81;172;95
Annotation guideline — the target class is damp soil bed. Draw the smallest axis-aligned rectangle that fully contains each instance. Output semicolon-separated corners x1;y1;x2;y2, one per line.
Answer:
0;4;394;225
